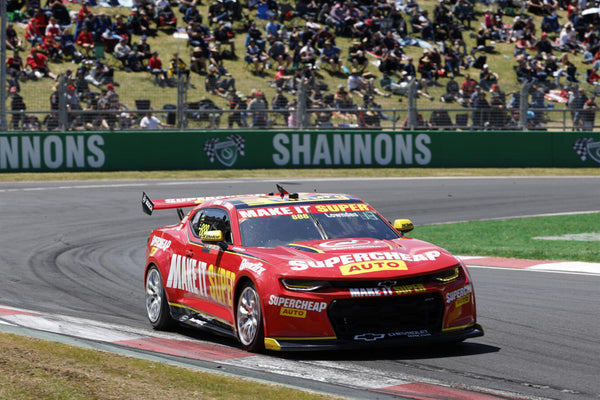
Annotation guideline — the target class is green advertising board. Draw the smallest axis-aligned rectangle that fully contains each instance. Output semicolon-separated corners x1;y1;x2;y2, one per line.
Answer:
0;130;599;172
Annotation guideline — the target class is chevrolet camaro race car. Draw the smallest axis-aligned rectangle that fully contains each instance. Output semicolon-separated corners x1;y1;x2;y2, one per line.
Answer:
142;186;483;352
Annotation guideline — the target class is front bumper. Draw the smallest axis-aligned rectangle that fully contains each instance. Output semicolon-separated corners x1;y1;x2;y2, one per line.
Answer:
264;323;484;351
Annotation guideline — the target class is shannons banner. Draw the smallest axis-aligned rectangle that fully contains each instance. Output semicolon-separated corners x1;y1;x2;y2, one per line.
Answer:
0;130;599;172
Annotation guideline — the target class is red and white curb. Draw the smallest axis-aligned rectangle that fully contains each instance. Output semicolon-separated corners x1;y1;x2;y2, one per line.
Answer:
461;256;600;275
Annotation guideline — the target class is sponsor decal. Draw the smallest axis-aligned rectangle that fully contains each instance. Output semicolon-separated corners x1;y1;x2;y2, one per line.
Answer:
340;260;407;276
354;333;386;341
150;236;171;251
289;250;442;271
393;283;427;296
166;253;236;306
318;239;382;250
446;285;472;304
573;138;600;164
354;330;430;341
239;259;266;275
272;133;432;167
237;203;372;219
349;287;395;297
0;135;105;170
455;294;471;308
280;308;306;318
349;283;426;297
204;134;245;167
268;295;327;313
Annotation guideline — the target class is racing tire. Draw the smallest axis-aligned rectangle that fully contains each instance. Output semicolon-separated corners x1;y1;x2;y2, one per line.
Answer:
145;265;174;330
236;282;265;352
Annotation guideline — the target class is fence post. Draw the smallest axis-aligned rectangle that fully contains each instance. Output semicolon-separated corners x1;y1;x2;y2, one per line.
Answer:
298;78;308;129
519;81;529;130
176;74;187;129
407;78;418;130
58;76;68;131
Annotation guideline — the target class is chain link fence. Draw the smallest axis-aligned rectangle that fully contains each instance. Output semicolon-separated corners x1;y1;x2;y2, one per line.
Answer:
2;74;598;132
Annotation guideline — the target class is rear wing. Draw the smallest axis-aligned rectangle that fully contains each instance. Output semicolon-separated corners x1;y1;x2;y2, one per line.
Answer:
142;192;218;216
142;185;295;216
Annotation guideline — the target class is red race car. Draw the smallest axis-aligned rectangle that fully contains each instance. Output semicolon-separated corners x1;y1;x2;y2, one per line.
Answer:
142;186;483;352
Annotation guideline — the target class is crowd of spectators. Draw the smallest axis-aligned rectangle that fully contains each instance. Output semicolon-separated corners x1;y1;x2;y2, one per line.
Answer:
5;0;600;130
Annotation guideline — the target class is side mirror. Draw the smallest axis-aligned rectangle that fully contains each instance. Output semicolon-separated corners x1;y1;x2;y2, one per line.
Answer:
201;230;224;242
393;219;414;234
200;230;228;250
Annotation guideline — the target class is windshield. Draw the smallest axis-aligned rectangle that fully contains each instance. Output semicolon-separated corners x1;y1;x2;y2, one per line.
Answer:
239;210;400;247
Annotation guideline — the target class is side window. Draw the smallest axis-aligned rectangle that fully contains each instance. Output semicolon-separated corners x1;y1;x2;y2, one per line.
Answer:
190;208;233;244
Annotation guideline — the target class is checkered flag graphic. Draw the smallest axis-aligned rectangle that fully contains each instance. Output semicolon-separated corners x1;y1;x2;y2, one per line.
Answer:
204;138;219;163
572;138;592;161
228;134;245;156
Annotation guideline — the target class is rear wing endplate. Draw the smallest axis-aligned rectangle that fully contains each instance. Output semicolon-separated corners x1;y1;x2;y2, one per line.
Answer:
142;192;208;216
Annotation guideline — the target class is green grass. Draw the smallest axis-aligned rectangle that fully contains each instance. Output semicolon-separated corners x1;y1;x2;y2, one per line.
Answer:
412;212;600;262
0;331;342;400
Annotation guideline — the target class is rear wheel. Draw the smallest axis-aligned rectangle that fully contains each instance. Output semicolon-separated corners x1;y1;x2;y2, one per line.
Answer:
145;266;173;330
236;282;264;352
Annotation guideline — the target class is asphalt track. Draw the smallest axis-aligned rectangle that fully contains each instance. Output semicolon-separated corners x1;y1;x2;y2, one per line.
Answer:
0;177;599;400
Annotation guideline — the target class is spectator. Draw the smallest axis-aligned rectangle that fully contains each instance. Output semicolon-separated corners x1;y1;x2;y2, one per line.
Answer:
479;64;499;91
318;40;343;73
333;84;355;120
190;46;208;75
140;112;171;129
441;74;459;103
45;16;61;39
570;87;588;130
76;25;94;58
474;28;495;54
247;90;269;127
275;65;293;91
100;83;121;127
347;40;368;70
535;32;554;55
114;38;140;71
490;84;508;127
459;73;477;106
582;94;598;130
24;17;43;47
205;64;236;98
213;21;235;56
148;51;167;86
86;60;115;87
168;52;191;82
9;86;26;130
299;40;318;66
26;48;58;80
70;115;86;131
246;39;269;75
228;90;248;128
66;84;83;115
471;87;491;128
268;39;293;69
136;35;152;66
6;51;24;78
271;87;290;121
6;22;24;52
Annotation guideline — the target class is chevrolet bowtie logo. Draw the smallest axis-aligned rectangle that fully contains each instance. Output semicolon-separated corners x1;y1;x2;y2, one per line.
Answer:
354;333;386;341
377;280;397;288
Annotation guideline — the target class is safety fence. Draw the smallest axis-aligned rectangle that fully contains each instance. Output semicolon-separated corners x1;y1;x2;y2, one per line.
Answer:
2;78;600;132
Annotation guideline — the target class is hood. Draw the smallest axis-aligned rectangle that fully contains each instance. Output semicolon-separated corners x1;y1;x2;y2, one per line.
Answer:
245;238;459;279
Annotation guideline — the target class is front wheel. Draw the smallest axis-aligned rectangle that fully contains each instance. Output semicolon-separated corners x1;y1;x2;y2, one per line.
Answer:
145;265;174;330
236;282;264;352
